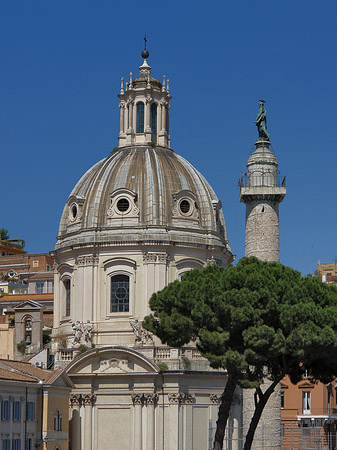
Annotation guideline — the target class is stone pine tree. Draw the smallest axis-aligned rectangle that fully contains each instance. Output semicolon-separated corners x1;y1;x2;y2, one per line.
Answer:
143;257;337;450
0;228;9;240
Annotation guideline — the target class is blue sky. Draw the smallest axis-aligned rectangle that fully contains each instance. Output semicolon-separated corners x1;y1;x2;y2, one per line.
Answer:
1;0;336;276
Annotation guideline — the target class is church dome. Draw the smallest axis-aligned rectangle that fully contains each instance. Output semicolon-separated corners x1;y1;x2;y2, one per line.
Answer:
56;144;231;256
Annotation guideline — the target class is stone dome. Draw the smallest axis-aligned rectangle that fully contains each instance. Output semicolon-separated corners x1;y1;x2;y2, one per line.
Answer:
56;144;231;257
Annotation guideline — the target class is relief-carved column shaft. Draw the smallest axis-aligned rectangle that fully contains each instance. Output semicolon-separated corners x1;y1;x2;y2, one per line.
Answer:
70;394;82;450
132;394;143;450
83;394;96;450
144;394;158;450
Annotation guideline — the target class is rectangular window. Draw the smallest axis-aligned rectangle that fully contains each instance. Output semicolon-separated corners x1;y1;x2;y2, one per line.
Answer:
36;282;44;294
111;275;129;312
2;440;10;450
1;400;10;420
64;279;71;316
32;261;39;268
136;102;144;133
13;401;21;421
302;391;311;414
13;439;21;450
46;265;50;272
27;402;35;421
281;391;285;408
26;438;33;450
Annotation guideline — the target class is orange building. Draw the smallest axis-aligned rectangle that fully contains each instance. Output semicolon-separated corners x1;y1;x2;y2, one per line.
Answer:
281;375;337;450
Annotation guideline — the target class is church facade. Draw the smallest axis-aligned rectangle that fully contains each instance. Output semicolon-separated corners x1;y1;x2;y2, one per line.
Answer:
51;48;241;450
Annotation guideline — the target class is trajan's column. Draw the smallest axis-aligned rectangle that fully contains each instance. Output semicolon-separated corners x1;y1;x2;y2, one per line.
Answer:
239;100;286;449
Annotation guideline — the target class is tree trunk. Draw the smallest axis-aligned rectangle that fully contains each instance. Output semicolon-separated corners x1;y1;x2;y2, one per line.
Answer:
213;373;238;450
242;377;282;450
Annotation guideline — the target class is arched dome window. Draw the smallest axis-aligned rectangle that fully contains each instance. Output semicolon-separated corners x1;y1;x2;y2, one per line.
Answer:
64;279;71;317
136;102;144;133
151;103;157;135
111;275;129;313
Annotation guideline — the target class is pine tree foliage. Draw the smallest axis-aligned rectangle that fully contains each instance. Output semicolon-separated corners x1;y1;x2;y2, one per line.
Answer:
144;257;337;450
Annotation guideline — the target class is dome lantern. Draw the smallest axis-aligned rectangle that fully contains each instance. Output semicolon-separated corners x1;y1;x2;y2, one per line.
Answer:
118;41;171;148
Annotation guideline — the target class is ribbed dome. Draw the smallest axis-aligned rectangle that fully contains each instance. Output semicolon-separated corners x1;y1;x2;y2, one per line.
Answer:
56;145;230;255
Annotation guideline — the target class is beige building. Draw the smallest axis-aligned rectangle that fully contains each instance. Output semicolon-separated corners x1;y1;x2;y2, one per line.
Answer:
0;358;72;450
50;47;240;450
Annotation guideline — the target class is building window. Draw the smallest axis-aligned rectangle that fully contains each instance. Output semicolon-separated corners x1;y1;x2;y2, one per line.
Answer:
13;401;21;421
281;391;285;408
1;400;10;420
13;439;21;450
302;391;311;414
111;275;129;312
54;410;62;431
27;402;35;421
32;261;39;268
64;279;71;316
46;265;50;272
26;438;33;450
151;103;157;135
136;102;144;133
2;439;10;450
36;282;44;294
25;317;32;345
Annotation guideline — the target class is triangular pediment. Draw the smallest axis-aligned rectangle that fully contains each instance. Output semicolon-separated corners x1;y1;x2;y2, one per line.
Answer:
14;300;43;311
298;381;315;389
66;346;159;376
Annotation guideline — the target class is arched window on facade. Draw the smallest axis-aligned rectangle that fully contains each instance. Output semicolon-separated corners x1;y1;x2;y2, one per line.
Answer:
136;102;144;133
64;279;71;317
151;103;157;135
25;317;32;344
53;410;62;431
111;274;129;312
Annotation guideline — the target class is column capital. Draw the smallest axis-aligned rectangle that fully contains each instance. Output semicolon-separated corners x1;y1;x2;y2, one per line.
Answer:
210;394;222;404
168;392;194;404
70;394;82;406
131;393;144;405
144;393;158;405
83;394;96;406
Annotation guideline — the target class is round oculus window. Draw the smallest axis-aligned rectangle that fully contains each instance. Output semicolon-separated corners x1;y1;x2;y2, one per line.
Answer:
179;199;191;214
117;198;130;212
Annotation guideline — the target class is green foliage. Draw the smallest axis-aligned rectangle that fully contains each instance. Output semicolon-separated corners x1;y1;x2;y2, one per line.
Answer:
157;362;169;371
17;340;27;354
181;355;191;370
0;228;9;240
144;256;337;449
145;257;337;386
77;344;88;354
147;141;155;148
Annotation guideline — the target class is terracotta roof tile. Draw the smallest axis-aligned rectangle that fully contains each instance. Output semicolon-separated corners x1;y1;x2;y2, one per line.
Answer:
0;359;60;384
0;367;36;382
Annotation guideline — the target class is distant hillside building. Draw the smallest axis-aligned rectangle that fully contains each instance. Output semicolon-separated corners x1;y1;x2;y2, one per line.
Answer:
317;260;337;284
0;239;26;257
